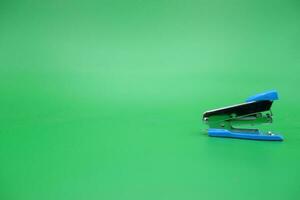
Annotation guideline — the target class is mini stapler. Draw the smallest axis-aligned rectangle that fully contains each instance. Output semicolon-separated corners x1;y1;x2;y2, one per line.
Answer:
202;90;283;141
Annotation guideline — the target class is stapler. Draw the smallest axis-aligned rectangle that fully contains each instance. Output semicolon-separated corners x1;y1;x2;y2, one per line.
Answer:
202;90;283;141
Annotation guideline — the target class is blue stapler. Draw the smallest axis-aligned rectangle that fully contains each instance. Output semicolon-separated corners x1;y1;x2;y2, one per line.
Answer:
202;90;283;141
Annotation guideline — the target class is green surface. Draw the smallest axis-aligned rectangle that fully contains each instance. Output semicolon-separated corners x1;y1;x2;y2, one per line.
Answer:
0;1;300;200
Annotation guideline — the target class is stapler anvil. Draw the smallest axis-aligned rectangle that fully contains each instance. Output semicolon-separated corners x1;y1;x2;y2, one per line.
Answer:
203;90;283;141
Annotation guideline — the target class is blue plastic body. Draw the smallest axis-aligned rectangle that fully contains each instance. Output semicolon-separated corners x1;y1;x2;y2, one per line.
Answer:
246;90;279;102
208;129;283;141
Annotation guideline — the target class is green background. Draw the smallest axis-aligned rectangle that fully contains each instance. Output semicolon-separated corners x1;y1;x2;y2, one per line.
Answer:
0;0;299;199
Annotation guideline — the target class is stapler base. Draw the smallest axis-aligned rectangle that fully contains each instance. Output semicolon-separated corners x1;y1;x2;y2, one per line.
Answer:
208;128;283;141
